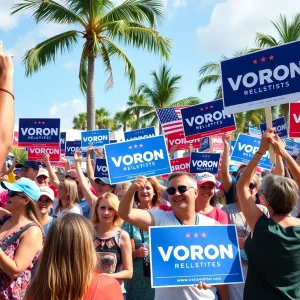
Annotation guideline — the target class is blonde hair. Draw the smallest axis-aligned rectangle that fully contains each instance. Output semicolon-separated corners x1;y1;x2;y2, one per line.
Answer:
90;193;123;228
55;179;79;214
115;182;131;195
252;174;261;190
24;214;97;300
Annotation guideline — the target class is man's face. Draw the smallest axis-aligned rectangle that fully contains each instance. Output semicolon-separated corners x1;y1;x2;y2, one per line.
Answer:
168;175;198;209
36;175;50;186
21;167;38;181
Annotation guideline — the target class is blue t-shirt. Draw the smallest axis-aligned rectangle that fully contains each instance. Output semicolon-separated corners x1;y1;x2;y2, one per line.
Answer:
79;198;90;219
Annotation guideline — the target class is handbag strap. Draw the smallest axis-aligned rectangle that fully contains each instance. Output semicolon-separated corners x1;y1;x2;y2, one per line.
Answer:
1;222;37;251
139;229;147;262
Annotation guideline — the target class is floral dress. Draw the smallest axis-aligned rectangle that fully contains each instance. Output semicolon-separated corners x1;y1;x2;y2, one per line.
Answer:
0;215;41;300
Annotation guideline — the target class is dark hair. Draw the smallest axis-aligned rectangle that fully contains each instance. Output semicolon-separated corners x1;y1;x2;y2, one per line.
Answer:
134;177;162;208
209;194;218;207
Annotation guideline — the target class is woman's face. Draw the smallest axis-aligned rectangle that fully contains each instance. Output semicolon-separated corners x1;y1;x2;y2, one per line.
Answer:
36;195;53;215
137;181;155;204
197;183;215;202
57;182;67;199
249;182;258;197
5;190;28;212
97;197;117;224
117;188;128;201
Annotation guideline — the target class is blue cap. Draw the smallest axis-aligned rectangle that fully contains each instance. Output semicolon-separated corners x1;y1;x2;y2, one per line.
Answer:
95;177;111;185
1;178;41;202
16;161;40;171
229;165;239;173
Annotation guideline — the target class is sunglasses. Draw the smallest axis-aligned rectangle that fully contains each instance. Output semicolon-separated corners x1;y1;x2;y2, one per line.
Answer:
8;190;27;198
249;182;257;190
166;185;195;196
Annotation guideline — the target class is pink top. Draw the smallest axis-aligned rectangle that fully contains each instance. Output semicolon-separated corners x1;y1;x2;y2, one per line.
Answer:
200;207;229;224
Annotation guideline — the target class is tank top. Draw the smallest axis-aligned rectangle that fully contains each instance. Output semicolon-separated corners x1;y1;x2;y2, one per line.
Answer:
94;229;122;274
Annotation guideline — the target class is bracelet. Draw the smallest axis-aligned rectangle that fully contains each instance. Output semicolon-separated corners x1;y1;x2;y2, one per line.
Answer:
0;88;14;100
256;151;264;155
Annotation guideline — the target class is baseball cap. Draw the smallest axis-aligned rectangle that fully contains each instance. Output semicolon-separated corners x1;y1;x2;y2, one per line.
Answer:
1;178;41;202
65;170;77;179
95;177;111;185
256;167;262;175
195;172;216;186
37;168;49;178
16;161;40;171
39;186;55;201
229;165;239;173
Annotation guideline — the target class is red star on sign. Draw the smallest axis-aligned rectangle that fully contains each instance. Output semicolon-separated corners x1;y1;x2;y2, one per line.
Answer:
201;233;207;238
269;55;274;60
200;108;204;111
128;146;132;149
34;122;37;124
38;121;41;124
205;106;209;110
139;144;143;147
261;57;266;62
185;233;191;238
194;233;199;238
210;106;213;109
253;59;258;64
134;145;138;148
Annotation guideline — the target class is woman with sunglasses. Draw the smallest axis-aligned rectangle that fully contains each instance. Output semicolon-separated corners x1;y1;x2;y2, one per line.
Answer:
52;179;82;218
121;177;162;300
221;173;268;299
0;178;43;299
36;186;55;237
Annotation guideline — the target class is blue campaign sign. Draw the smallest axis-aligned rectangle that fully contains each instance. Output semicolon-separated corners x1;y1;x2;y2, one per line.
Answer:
124;127;155;141
248;127;261;136
181;99;236;140
221;41;300;114
110;139;117;144
104;135;171;184
60;132;66;151
231;134;273;170
285;139;300;157
149;224;243;287
81;129;110;149
190;152;221;174
260;117;288;139
198;137;210;152
231;140;236;154
94;158;108;178
18;118;60;146
65;141;86;160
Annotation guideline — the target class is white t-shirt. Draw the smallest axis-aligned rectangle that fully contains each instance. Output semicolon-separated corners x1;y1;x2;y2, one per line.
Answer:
148;210;218;300
52;198;83;218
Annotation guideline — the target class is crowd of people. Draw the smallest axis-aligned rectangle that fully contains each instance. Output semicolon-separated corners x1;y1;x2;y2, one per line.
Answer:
1;43;300;300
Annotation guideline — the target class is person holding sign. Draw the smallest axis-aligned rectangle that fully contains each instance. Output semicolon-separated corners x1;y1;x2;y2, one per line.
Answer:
237;130;300;300
0;41;14;171
119;173;228;300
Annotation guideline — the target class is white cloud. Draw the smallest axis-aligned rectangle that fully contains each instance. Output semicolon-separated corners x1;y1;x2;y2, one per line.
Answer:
63;60;79;69
114;104;128;112
49;98;85;128
0;0;22;31
196;0;300;56
172;0;187;8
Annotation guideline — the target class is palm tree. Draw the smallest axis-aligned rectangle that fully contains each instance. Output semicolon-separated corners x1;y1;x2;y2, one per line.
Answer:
123;91;149;129
73;112;87;130
114;111;134;132
95;108;110;129
256;14;300;122
197;50;277;134
12;0;172;130
136;64;199;134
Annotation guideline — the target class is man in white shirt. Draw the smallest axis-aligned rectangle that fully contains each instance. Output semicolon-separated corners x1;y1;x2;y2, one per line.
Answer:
119;172;223;300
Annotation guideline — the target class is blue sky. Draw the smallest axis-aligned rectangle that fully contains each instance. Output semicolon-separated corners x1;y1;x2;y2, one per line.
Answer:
1;0;300;129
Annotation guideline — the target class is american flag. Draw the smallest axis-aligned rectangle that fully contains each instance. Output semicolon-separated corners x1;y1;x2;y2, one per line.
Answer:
156;107;185;135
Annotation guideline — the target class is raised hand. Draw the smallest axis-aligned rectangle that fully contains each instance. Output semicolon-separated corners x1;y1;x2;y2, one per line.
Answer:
130;176;148;192
42;153;50;166
222;132;231;147
269;133;288;157
258;128;275;154
74;151;83;164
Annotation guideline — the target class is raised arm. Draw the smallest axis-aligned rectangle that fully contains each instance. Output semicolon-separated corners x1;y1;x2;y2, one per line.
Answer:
220;133;233;193
273;154;285;177
86;146;98;191
0;41;14;168
269;134;300;187
118;176;154;232
74;151;97;207
236;131;274;231
43;153;59;187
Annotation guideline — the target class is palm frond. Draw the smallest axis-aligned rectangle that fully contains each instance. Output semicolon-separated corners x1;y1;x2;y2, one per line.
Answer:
79;44;88;94
98;41;114;90
198;62;220;76
255;32;279;48
23;30;80;76
198;74;220;92
168;97;200;107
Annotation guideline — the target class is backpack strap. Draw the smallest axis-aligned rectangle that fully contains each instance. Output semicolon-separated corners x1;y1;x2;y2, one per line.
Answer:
0;222;37;251
115;228;123;246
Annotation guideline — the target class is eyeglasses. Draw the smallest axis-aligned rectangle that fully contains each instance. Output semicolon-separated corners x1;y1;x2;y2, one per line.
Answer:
249;183;257;190
166;185;195;196
8;190;27;198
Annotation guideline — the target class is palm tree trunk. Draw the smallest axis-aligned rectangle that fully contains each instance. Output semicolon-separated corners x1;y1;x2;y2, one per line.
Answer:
87;55;95;130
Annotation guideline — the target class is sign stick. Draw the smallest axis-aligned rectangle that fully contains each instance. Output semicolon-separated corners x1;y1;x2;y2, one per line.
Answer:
265;106;276;164
209;137;213;152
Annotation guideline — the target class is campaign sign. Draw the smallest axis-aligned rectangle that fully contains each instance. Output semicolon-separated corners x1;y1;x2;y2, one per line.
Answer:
181;99;236;140
60;132;66;152
248;127;261;136
81;129;109;150
124;127;155;141
161;157;190;179
289;102;300;138
110;139;117;144
190;152;221;174
231;134;273;170
199;137;210;152
211;134;224;152
231;140;236;154
221;41;300;114
65;141;86;160
149;224;243;287
18;118;60;146
260;117;288;139
167;131;201;151
94;158;108;178
27;145;60;162
104;136;171;184
285;139;298;157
